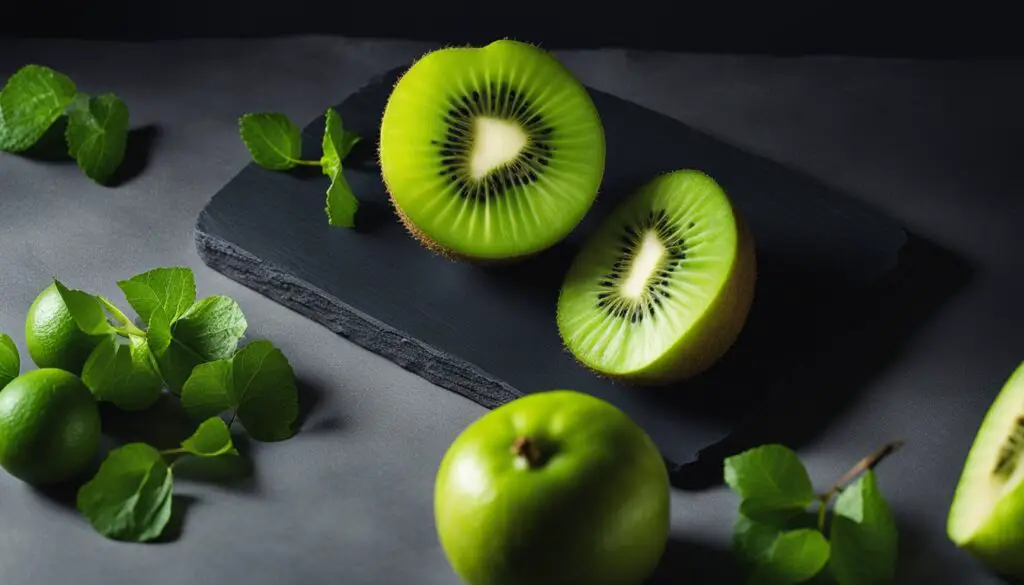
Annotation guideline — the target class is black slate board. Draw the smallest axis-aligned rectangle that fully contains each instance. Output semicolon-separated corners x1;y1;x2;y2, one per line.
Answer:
195;65;908;471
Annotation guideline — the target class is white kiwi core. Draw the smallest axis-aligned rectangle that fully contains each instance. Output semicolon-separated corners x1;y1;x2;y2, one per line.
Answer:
469;117;528;180
621;231;666;299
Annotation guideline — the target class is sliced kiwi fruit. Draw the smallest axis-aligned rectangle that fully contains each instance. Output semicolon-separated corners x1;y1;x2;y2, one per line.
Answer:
948;361;1024;578
378;39;606;262
556;169;756;384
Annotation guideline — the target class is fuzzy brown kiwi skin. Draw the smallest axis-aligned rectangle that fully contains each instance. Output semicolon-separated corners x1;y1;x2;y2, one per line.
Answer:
377;40;590;266
559;204;757;387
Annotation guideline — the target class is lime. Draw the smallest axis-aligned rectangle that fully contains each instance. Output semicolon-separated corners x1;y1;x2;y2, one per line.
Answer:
25;282;108;375
0;368;102;485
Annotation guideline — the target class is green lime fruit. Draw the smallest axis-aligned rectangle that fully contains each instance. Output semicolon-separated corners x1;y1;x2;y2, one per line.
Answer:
0;368;102;485
434;390;670;585
948;361;1024;577
25;282;108;375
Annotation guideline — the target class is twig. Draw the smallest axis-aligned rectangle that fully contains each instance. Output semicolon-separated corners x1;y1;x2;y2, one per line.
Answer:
816;440;904;532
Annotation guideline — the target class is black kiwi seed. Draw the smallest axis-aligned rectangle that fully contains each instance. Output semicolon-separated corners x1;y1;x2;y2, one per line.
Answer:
994;416;1024;479
433;84;559;200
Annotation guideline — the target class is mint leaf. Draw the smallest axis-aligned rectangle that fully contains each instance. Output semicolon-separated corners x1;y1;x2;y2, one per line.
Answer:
53;280;116;336
734;514;785;564
82;335;163;411
829;470;898;585
182;339;299;441
181;417;237;458
325;168;358;227
748;528;830;585
173;296;247;361
239;112;302;170
117;266;196;326
179;359;233;420
0;332;20;390
0;64;77;153
147;307;201;395
725;444;816;519
146;296;246;395
65;93;129;184
320;107;359;176
76;443;174;543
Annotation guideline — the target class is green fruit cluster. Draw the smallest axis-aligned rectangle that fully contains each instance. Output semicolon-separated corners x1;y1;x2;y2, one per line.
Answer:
0;269;300;544
0;284;106;485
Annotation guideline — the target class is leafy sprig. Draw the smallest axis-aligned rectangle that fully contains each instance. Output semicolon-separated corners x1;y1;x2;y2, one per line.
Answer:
725;441;903;585
77;417;237;542
0;64;130;184
48;266;299;542
239;107;361;227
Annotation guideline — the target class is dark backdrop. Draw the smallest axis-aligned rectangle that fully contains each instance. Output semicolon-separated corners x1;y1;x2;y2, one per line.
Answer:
2;2;1021;57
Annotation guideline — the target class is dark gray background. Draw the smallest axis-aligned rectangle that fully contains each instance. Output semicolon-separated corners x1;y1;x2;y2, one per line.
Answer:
0;36;1021;585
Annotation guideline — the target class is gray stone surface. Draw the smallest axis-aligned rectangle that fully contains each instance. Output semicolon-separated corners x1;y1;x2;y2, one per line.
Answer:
0;36;1021;585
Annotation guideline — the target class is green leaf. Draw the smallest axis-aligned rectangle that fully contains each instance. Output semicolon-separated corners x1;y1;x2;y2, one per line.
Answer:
0;332;20;390
181;417;238;458
65;93;129;185
182;339;299;441
76;443;174;543
734;514;786;564
179;359;233;420
0;64;77;153
725;444;816;518
239;112;302;170
173;296;247;361
81;335;163;411
320;107;360;177
748;528;830;585
829;470;898;585
325;168;358;227
146;296;246;395
53;280;116;336
117;266;196;326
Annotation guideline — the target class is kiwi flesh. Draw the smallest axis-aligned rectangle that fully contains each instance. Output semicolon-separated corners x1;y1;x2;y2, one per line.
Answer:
948;361;1024;578
556;169;756;384
378;40;606;262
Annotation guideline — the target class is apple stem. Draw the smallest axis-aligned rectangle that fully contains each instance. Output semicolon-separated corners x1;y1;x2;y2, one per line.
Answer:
512;436;543;468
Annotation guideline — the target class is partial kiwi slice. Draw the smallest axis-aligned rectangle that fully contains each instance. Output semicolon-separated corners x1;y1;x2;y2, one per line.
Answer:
379;39;606;261
556;169;756;384
948;361;1024;578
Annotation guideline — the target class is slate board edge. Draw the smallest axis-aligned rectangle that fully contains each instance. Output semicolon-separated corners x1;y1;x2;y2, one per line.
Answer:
193;228;524;412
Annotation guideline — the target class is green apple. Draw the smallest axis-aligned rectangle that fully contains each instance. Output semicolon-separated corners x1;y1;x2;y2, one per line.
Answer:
948;361;1024;577
434;389;670;585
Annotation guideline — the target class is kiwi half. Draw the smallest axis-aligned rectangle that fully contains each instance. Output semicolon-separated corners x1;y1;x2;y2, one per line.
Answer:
378;40;606;261
948;361;1024;578
556;169;756;384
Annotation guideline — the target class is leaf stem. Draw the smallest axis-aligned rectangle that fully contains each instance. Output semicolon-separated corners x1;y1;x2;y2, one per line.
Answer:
160;448;187;456
292;159;323;167
100;296;146;337
816;440;904;532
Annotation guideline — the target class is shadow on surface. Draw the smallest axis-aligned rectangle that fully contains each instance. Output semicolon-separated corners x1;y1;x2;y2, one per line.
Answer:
645;537;742;584
153;494;200;544
18;116;73;162
109;124;161;187
670;233;974;490
31;476;84;510
174;447;257;493
293;375;343;435
100;394;199;450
